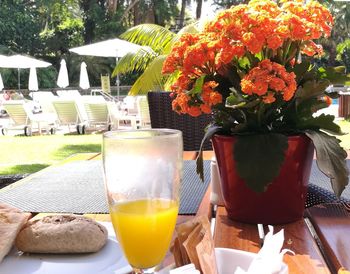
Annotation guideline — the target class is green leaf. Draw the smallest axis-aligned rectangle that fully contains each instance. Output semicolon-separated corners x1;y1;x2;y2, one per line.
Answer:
318;66;350;86
297;114;342;134
295;79;330;101
305;130;349;197
234;134;288;192
190;75;205;95
292;60;310;82
128;55;168;95
196;125;221;182
120;24;175;54
113;46;157;75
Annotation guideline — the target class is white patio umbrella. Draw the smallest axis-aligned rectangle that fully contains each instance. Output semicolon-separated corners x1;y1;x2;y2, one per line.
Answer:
79;62;90;90
57;59;69;88
69;38;142;99
0;54;51;90
0;73;4;91
28;67;38;91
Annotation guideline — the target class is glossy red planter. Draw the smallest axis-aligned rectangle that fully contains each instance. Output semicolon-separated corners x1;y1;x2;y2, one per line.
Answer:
212;134;314;224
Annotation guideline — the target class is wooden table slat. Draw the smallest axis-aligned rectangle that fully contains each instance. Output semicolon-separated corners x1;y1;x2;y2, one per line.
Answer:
305;203;350;273
214;206;330;274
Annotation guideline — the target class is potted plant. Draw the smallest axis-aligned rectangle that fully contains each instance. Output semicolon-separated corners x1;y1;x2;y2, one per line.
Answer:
162;0;350;224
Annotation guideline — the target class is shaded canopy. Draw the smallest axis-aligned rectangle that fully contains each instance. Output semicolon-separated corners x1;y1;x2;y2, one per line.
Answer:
0;54;51;90
69;38;142;58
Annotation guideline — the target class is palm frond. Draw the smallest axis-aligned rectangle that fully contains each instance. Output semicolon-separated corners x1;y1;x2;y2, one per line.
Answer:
128;55;168;95
164;71;180;91
120;24;175;54
112;46;157;76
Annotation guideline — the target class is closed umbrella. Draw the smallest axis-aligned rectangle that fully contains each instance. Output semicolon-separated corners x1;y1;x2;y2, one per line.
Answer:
0;54;51;90
28;67;38;91
79;62;90;90
0;73;4;91
57;59;69;88
70;38;142;99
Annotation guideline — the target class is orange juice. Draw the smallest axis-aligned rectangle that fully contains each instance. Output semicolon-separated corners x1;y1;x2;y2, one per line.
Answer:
110;199;178;269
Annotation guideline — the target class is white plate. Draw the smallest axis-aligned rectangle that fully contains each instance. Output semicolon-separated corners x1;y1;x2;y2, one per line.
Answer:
0;222;133;274
215;248;288;274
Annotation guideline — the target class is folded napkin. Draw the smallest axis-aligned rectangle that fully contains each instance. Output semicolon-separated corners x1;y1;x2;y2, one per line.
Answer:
170;264;200;274
235;226;293;274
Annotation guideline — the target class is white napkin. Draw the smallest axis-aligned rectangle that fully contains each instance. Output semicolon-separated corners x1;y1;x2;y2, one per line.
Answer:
234;226;294;274
169;264;200;274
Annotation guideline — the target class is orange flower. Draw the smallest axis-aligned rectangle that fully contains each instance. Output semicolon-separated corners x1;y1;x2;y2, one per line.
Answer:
241;59;296;102
322;96;332;106
188;106;202;117
200;104;212;114
162;0;332;117
263;92;276;104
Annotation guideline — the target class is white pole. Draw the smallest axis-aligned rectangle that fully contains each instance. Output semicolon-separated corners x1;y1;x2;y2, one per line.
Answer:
17;68;20;91
116;57;120;101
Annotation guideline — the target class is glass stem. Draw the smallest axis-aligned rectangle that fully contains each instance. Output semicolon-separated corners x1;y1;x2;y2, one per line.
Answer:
133;266;157;274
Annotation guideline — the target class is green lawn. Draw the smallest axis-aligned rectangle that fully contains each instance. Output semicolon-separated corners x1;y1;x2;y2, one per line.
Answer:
0;134;102;175
1;120;350;176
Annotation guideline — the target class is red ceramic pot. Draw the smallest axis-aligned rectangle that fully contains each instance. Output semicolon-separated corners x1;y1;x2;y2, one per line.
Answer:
212;134;314;224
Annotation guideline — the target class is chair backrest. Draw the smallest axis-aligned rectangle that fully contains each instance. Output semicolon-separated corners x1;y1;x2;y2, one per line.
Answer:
136;96;151;126
2;100;30;126
52;99;84;125
31;91;58;115
30;91;56;101
84;101;109;125
123;96;138;115
147;91;212;151
56;90;81;99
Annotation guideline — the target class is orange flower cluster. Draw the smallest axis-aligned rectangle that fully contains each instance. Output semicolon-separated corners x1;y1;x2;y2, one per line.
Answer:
162;0;333;117
171;81;222;117
241;60;297;103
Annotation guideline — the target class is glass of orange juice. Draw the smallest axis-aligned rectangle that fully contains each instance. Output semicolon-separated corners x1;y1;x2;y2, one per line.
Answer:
102;129;183;273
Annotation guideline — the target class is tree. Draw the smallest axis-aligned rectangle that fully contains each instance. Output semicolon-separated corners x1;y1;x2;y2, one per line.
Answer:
212;0;248;9
112;23;199;94
316;1;350;67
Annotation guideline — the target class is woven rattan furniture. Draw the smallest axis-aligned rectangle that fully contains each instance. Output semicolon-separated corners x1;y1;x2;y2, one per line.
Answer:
147;91;212;151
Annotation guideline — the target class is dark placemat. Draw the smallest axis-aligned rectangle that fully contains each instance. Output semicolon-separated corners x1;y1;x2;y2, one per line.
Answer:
307;160;350;207
0;160;210;215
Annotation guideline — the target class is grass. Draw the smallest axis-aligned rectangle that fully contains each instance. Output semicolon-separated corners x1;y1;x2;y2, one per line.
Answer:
0;134;102;175
1;120;350;176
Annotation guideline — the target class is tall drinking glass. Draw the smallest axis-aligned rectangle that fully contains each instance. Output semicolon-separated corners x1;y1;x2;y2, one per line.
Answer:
102;129;183;274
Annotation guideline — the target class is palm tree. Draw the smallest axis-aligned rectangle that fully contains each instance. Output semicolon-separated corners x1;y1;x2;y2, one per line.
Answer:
112;23;199;95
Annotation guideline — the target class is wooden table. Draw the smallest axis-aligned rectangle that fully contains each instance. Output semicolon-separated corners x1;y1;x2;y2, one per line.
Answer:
71;152;331;273
9;151;350;273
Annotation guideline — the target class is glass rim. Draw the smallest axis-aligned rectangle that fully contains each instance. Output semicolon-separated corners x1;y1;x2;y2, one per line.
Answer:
103;128;182;140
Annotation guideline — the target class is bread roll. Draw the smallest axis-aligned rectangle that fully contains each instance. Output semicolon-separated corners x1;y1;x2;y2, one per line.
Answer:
15;215;108;253
0;204;31;263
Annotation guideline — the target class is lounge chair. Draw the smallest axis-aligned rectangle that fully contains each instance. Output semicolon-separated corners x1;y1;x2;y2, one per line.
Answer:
2;100;57;136
56;90;82;99
83;98;112;131
136;96;151;128
30;91;58;120
107;101;138;129
51;99;87;134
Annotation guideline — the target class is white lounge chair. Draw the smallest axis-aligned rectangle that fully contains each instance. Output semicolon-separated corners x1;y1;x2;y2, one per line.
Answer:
30;91;58;119
136;96;151;128
56;90;82;99
52;99;87;134
107;102;138;129
84;99;112;131
2;100;57;136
